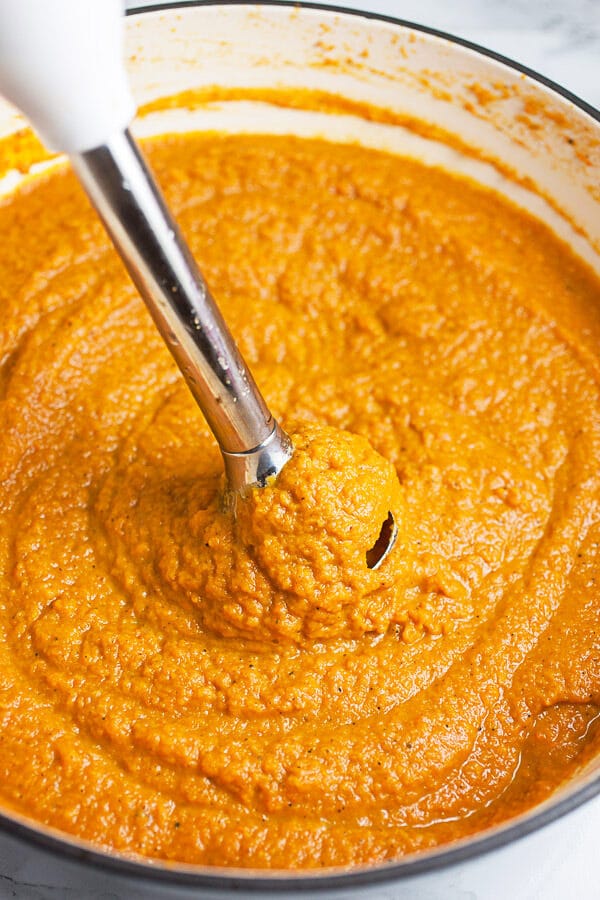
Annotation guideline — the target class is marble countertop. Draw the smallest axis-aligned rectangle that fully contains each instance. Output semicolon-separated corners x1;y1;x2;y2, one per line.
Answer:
1;1;598;898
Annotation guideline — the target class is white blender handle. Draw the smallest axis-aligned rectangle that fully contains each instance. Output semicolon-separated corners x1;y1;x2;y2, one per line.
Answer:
0;0;135;153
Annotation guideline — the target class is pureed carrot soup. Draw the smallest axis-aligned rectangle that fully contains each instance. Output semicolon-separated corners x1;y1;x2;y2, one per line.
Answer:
0;127;599;868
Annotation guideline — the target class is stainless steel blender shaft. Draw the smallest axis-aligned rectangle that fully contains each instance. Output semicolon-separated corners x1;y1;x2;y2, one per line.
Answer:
72;129;292;492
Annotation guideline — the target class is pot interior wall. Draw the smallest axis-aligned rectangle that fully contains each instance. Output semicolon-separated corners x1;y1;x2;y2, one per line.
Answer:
127;4;599;267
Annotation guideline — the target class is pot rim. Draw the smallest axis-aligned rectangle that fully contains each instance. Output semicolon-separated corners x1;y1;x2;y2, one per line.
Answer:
2;0;599;891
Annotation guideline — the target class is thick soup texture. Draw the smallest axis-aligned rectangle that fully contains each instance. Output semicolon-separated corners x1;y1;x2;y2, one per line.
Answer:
0;133;599;868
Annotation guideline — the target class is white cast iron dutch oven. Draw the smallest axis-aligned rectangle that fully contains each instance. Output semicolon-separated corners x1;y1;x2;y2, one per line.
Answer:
0;3;598;897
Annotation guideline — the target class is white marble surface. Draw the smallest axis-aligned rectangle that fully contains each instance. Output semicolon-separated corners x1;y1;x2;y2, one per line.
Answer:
1;1;598;898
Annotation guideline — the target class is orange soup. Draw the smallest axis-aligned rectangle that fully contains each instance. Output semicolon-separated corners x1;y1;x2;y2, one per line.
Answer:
0;132;599;867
